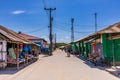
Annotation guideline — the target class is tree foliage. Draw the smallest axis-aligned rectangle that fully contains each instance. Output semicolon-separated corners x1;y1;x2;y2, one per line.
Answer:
56;43;67;48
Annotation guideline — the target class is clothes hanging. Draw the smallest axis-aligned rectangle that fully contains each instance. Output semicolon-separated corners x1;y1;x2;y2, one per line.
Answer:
92;43;96;54
23;45;28;52
96;43;102;56
8;47;16;60
0;41;7;62
0;43;2;61
28;45;32;52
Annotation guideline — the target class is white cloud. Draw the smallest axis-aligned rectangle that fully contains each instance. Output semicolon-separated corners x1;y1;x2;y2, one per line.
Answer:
11;10;26;15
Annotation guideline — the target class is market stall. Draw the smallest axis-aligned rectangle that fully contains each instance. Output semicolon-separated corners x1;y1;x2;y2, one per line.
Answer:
0;25;39;69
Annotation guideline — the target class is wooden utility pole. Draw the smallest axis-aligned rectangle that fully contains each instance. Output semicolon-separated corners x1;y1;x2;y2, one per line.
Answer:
94;13;97;54
94;13;97;32
55;33;56;49
44;8;56;55
71;18;74;43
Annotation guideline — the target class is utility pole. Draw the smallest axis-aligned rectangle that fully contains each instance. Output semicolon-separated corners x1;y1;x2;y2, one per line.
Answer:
71;18;74;43
94;13;97;55
55;33;56;49
94;13;97;32
44;8;56;55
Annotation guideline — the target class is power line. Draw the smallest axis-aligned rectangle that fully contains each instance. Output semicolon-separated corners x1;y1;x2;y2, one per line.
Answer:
54;19;108;28
54;24;94;33
54;26;71;33
42;0;57;24
24;27;48;33
42;0;49;19
55;19;92;27
49;0;52;7
42;0;47;7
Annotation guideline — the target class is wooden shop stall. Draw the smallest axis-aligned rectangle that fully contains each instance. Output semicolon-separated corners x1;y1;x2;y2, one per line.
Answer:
0;25;39;70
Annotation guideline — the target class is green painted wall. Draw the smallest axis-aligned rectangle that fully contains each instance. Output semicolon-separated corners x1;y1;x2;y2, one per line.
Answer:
102;34;107;57
102;34;120;62
78;42;81;54
114;39;120;61
106;40;113;61
79;41;85;56
72;42;78;51
87;43;91;54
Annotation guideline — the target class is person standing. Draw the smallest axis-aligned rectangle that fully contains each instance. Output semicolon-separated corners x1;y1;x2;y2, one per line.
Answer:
67;48;70;57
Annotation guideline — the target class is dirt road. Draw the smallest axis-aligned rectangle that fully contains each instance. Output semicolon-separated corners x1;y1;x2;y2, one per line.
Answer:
0;49;119;80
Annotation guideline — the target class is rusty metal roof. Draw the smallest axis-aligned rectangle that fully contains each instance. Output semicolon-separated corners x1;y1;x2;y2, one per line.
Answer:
97;22;120;34
18;33;47;42
0;25;29;43
75;22;120;42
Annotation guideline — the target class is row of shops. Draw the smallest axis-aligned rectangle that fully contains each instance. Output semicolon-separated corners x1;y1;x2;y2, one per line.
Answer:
0;25;45;69
71;22;120;66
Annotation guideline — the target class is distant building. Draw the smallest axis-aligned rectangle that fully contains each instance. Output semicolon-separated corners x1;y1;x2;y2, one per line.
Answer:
18;32;48;53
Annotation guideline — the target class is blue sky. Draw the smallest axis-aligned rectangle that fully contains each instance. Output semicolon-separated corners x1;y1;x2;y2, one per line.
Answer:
0;0;120;43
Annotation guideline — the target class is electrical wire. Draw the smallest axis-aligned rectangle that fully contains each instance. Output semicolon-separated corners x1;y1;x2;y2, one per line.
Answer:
42;0;47;8
54;19;108;28
54;25;94;34
24;26;48;33
53;22;94;33
49;0;52;8
54;26;71;33
42;0;49;19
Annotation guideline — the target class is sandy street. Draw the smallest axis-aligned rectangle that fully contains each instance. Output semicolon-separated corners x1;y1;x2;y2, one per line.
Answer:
0;49;120;80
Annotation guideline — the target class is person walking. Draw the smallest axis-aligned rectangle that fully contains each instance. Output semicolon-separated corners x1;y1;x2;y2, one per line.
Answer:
67;48;70;57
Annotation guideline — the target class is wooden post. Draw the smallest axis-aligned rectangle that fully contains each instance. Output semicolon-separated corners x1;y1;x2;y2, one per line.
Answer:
36;45;39;60
17;43;19;70
26;44;28;65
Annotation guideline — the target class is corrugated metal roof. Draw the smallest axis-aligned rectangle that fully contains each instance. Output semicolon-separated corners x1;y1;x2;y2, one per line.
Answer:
18;33;47;42
97;22;120;34
19;33;42;40
0;25;29;43
75;22;120;42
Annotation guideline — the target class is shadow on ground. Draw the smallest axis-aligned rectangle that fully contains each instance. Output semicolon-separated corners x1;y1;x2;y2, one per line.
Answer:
0;60;37;75
0;68;19;74
76;55;109;70
42;55;50;58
